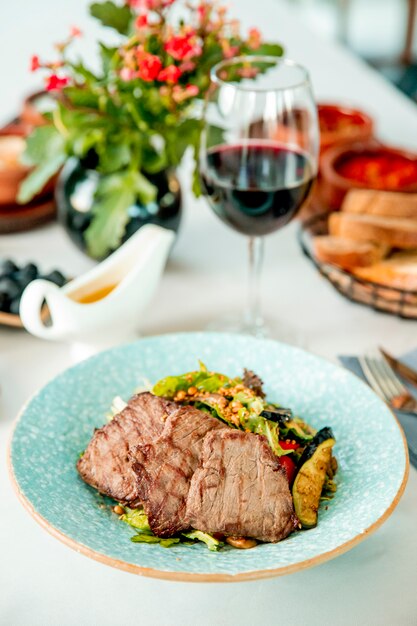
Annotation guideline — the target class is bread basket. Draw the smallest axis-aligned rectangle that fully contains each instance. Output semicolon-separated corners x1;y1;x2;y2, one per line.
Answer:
299;212;417;319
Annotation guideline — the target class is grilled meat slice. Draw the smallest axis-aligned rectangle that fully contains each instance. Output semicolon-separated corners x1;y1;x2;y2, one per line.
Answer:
186;429;298;543
77;392;177;505
132;406;227;537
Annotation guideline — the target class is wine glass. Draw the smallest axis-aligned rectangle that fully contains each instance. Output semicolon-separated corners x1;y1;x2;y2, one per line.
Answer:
200;56;319;338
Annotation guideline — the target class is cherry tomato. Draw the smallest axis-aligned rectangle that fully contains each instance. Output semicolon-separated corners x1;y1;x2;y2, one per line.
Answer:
279;439;300;451
279;455;297;485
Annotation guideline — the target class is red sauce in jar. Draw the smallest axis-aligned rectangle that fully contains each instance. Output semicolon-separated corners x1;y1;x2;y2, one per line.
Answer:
336;152;417;189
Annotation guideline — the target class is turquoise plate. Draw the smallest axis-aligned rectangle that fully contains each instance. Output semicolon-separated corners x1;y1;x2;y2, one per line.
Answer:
9;333;408;582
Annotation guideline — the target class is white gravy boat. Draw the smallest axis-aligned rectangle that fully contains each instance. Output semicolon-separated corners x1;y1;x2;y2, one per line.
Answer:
20;224;175;341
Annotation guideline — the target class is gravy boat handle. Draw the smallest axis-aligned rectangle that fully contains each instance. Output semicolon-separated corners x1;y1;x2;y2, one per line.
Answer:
20;279;63;340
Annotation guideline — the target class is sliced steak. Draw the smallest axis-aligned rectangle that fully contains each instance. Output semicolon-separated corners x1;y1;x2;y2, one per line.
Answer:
186;429;298;543
132;406;227;537
77;392;177;505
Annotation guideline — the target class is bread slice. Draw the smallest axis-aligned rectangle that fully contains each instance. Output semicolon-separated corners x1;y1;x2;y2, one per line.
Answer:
329;213;417;249
353;251;417;291
342;189;417;219
313;235;389;270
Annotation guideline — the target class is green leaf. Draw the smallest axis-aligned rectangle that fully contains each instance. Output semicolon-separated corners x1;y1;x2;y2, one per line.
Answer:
121;508;152;533
71;128;104;159
165;118;202;167
99;43;119;75
142;143;168;175
17;126;66;204
20;125;63;167
206;124;225;150
70;63;99;86
133;170;157;205
240;42;284;58
90;1;132;35
18;153;66;204
182;530;224;552
254;42;284;57
152;367;235;400
84;169;157;258
192;164;202;197
64;86;100;109
97;141;131;173
131;535;180;548
84;173;136;259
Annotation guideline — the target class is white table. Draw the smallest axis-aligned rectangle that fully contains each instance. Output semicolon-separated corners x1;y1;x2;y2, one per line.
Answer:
1;1;417;624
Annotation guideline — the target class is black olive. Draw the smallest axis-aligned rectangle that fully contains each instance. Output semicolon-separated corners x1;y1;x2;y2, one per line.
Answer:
261;408;293;424
0;259;18;278
9;296;21;316
0;277;21;301
20;263;38;280
42;270;66;287
0;291;10;312
13;270;34;291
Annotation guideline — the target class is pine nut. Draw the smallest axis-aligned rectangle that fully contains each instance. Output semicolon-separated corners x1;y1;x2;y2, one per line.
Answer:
226;536;257;549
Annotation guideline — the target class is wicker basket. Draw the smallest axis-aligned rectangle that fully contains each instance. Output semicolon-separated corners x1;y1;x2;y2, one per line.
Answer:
298;212;417;319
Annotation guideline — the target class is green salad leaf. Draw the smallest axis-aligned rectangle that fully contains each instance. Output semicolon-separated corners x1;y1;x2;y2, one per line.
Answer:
131;535;180;548
280;417;315;441
120;507;223;550
153;362;311;457
121;507;151;533
181;530;224;552
153;363;238;399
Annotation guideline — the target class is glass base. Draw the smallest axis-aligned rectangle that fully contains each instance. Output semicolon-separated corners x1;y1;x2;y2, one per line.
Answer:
206;314;306;347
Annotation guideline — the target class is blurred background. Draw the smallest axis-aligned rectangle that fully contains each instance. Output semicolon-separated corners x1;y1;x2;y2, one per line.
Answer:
2;0;417;129
290;0;417;98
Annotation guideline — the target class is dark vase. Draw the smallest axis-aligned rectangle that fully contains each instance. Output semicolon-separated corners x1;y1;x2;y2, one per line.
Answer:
55;157;182;259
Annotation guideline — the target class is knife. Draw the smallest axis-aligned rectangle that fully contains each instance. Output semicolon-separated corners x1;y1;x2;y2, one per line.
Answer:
379;347;417;389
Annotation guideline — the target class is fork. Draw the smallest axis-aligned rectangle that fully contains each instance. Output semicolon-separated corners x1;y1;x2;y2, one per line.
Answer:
359;354;417;416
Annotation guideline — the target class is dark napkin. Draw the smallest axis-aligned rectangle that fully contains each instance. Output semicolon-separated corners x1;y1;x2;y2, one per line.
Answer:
340;349;417;469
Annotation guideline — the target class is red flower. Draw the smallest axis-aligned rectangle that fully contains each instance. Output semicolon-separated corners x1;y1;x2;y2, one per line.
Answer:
179;60;196;73
184;84;199;97
70;25;82;38
221;42;239;59
248;27;261;50
197;3;209;22
158;64;181;84
30;55;40;72
164;32;202;61
120;67;136;81
135;13;148;28
137;53;162;81
129;0;175;8
172;83;199;103
145;0;175;8
45;74;70;91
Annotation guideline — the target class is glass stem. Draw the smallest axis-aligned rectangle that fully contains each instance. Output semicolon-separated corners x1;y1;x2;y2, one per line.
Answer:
245;236;264;332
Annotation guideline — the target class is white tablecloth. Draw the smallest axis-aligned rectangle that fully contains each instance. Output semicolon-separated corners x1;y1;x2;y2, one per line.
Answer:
1;1;417;624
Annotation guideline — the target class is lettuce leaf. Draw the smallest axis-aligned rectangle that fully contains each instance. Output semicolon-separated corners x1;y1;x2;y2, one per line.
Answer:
280;416;316;441
131;535;180;548
121;507;151;533
121;507;223;550
153;362;299;456
153;362;239;399
182;530;224;551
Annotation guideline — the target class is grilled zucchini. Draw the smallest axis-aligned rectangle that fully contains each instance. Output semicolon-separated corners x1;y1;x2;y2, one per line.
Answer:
292;427;336;529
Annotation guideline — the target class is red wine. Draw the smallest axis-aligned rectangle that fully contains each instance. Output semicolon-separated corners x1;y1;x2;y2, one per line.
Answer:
201;143;315;236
